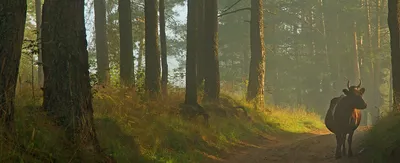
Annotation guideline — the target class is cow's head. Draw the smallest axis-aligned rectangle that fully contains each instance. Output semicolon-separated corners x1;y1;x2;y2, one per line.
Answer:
342;80;367;109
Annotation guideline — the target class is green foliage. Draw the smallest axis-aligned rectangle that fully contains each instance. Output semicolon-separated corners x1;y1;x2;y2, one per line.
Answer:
363;112;400;163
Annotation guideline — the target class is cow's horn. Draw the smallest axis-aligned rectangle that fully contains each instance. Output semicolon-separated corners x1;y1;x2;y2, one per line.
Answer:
357;79;362;87
347;80;350;89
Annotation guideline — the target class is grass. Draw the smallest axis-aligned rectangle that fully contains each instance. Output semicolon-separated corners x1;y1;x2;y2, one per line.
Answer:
0;86;324;163
363;111;400;163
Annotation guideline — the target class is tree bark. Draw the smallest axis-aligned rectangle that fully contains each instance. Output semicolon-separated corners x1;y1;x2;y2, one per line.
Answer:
41;0;108;160
388;0;400;111
94;0;110;85
196;0;206;87
389;66;393;109
118;0;134;86
0;0;27;135
138;38;144;72
185;0;198;105
137;36;145;83
136;35;145;86
246;0;266;109
35;0;44;88
159;0;168;97
145;0;161;98
203;0;220;103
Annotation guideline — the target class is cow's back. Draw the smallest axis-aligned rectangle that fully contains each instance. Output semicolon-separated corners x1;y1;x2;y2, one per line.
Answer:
325;97;341;133
325;97;339;133
325;95;363;133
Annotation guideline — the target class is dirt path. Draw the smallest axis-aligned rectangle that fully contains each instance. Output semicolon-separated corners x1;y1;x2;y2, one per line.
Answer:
207;127;369;163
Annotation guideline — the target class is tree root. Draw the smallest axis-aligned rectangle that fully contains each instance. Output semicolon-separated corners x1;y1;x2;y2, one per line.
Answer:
179;103;210;126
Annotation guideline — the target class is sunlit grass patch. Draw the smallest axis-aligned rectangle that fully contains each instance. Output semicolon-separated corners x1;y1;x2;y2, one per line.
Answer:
262;106;325;133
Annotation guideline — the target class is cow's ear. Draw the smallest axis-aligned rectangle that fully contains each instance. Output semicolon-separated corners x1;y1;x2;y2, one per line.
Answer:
342;89;349;95
360;88;365;95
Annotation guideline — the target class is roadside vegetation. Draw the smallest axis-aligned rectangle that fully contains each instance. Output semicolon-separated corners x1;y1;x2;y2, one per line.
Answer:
0;86;324;163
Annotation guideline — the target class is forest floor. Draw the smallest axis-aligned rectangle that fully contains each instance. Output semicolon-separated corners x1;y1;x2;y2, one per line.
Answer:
205;126;371;163
4;86;376;163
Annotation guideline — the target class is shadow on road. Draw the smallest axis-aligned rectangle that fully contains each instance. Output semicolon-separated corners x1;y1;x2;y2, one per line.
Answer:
205;127;369;163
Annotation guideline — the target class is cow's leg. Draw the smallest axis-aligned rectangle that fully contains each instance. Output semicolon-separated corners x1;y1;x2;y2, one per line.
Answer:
342;133;347;156
335;133;342;159
348;131;354;157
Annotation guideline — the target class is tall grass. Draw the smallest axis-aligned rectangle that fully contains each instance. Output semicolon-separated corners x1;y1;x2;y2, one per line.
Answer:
363;111;400;163
0;86;324;163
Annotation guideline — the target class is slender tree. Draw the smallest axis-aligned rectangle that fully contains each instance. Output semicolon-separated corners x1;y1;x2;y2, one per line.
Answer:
145;0;161;98
41;0;108;160
160;0;168;96
137;36;145;84
118;0;134;86
0;0;27;134
246;0;266;108
35;0;44;87
353;22;361;81
388;0;400;111
95;0;110;85
203;0;220;102
196;0;206;87
372;0;383;123
317;0;333;99
185;0;198;105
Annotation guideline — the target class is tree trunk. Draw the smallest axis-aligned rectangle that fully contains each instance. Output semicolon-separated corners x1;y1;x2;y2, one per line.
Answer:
41;0;109;160
333;2;341;87
389;66;393;109
357;24;369;126
372;0;383;123
94;0;110;85
388;0;400;111
137;34;145;83
243;51;249;80
95;0;110;85
185;0;198;105
35;0;44;88
203;0;220;103
353;22;361;81
246;0;266;109
137;37;145;82
363;0;375;125
196;0;205;87
0;0;27;135
317;0;333;99
118;0;134;86
138;38;144;71
159;0;168;97
145;0;161;98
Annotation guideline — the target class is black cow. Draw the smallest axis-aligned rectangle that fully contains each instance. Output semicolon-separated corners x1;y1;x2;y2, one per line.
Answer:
324;80;368;159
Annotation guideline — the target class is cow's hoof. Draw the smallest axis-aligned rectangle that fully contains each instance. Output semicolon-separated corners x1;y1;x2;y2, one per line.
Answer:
335;154;342;159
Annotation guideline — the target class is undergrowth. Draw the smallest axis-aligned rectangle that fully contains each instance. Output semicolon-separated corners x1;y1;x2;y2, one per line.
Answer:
0;86;324;163
363;112;400;163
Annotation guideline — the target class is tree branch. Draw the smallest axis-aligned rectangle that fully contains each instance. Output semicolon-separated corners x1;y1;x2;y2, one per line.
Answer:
218;7;251;17
221;0;244;13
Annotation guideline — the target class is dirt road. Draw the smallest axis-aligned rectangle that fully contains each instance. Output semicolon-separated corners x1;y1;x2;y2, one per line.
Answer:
207;128;369;163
